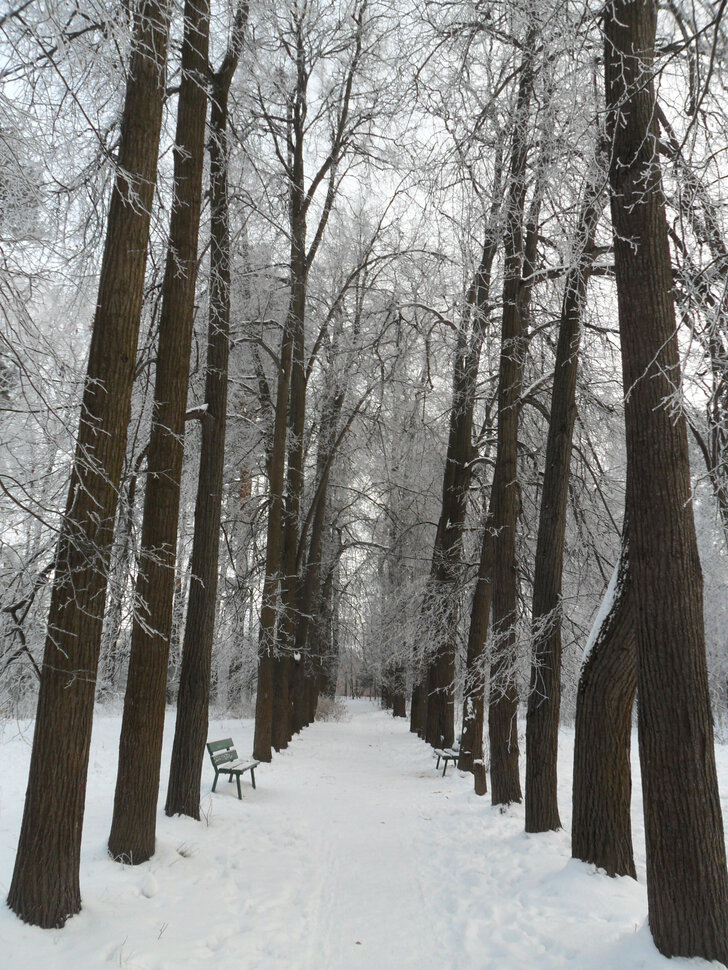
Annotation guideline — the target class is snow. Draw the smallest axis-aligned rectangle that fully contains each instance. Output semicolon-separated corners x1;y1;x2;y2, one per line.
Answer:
582;551;622;663
0;700;725;969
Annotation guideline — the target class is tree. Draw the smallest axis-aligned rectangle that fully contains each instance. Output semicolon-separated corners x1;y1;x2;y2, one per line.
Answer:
416;198;500;750
253;0;373;760
165;1;249;821
571;514;636;877
109;0;211;864
488;21;538;806
457;498;494;797
604;0;728;958
7;0;172;926
525;155;606;832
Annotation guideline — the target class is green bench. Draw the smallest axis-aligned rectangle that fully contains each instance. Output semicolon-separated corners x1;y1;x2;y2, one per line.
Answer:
434;744;460;777
206;739;260;799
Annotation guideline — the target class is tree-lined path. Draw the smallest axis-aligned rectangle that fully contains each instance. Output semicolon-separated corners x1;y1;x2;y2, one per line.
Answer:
1;700;712;969
7;2;728;962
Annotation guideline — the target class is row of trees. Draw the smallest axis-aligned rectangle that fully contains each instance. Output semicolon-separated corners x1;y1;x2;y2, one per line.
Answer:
3;0;728;961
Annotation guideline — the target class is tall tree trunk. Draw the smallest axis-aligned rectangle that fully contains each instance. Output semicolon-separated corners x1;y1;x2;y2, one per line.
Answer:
7;0;171;927
418;192;501;748
451;165;502;775
165;5;248;820
410;682;423;734
458;497;495;799
605;2;728;959
525;164;605;833
252;327;294;761
273;268;306;749
571;521;636;877
291;383;342;718
489;28;537;806
317;561;338;698
657;103;728;548
391;658;406;718
109;0;210;864
419;331;477;747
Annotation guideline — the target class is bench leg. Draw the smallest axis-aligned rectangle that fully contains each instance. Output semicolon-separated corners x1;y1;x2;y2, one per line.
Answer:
435;755;441;769
442;760;447;777
250;767;256;790
212;770;219;793
236;773;242;800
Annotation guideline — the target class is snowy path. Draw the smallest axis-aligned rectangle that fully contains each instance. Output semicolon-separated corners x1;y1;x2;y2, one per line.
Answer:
0;700;721;969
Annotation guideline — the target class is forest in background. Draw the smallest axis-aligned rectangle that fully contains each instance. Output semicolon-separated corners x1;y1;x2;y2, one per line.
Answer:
3;0;728;960
1;0;638;719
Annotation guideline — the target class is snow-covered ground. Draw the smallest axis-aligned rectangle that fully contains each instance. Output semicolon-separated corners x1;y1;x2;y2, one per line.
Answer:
0;699;725;969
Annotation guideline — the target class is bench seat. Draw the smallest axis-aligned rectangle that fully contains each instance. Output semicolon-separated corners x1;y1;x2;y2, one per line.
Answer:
433;747;460;777
207;739;260;799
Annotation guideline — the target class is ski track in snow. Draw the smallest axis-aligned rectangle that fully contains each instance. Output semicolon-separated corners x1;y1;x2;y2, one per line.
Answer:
0;699;725;969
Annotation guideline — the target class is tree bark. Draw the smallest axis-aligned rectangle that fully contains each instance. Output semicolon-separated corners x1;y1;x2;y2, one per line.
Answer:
255;3;366;756
291;382;342;722
316;560;339;699
7;0;171;927
657;103;728;548
571;524;636;878
458;497;495;799
109;0;210;864
418;186;501;749
489;28;537;806
525;165;605;833
391;657;407;718
419;330;479;747
164;4;248;820
605;2;728;959
252;321;293;761
273;259;306;749
410;683;423;734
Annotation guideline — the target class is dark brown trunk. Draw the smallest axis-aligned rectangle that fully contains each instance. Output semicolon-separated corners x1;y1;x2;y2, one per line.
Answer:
317;563;338;699
109;0;210;864
7;0;171;927
525;168;605;833
458;498;495;796
424;632;456;748
657;104;728;547
305;673;318;723
274;263;306;747
417;658;429;738
391;659;406;718
419;187;501;749
290;386;341;730
291;655;307;732
409;684;422;733
269;1;364;747
252;295;294;762
489;29;537;806
571;523;636;878
165;6;248;820
605;2;728;959
271;656;292;750
455;170;502;777
419;349;478;746
254;17;310;761
392;694;406;718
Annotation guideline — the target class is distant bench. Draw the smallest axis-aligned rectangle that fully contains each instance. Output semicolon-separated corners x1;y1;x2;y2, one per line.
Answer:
207;739;260;799
433;746;460;777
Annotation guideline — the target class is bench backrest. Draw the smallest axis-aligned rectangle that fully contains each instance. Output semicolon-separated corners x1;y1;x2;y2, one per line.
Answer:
207;739;238;766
